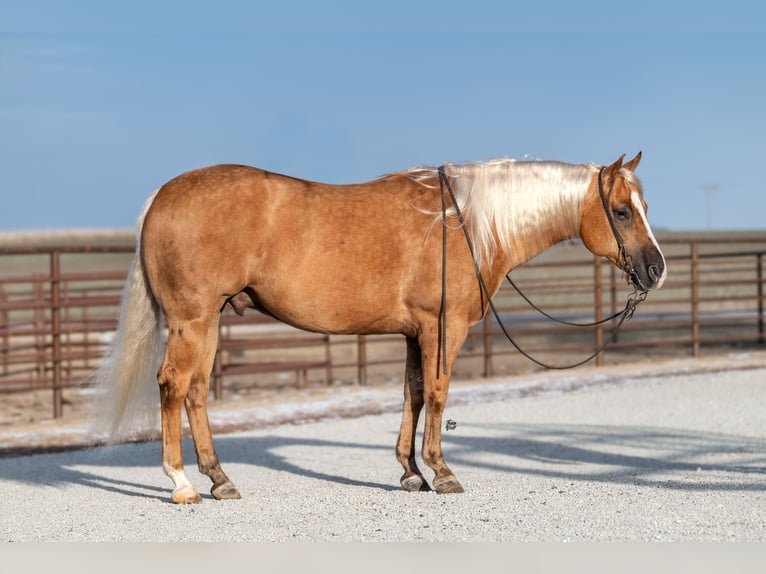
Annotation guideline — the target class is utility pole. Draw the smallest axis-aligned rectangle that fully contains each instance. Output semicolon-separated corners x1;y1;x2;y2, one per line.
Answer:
701;183;718;230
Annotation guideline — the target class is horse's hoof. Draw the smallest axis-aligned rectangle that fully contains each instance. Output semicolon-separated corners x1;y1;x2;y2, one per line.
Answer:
171;485;203;504
401;475;431;492
211;482;242;500
433;475;464;494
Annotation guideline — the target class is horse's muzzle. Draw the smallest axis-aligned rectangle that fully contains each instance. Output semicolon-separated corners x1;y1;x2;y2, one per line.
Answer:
628;249;667;291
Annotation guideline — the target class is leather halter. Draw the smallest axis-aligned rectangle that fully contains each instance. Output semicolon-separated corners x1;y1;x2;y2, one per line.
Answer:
596;166;647;292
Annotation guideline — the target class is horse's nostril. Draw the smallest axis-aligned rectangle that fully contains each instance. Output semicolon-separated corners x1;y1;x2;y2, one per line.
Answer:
648;264;660;283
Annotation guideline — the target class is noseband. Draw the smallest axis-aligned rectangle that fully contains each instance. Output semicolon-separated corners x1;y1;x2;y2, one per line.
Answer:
435;164;648;374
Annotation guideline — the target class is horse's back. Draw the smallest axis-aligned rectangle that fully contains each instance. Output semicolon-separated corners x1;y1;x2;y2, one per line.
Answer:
147;164;301;217
146;163;428;228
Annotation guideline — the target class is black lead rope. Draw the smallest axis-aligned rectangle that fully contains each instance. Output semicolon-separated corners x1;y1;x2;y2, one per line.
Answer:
504;273;637;328
438;168;449;376
436;165;648;372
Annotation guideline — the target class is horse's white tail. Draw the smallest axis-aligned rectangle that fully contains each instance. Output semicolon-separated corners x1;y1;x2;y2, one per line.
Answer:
91;190;165;442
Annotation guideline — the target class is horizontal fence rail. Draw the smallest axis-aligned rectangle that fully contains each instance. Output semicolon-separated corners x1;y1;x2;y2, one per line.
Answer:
1;232;765;418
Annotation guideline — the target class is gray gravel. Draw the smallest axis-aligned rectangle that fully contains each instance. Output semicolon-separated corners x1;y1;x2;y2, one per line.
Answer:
1;363;765;542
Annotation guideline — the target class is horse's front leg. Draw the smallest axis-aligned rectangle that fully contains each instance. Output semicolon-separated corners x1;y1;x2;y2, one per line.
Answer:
419;326;466;494
396;336;431;492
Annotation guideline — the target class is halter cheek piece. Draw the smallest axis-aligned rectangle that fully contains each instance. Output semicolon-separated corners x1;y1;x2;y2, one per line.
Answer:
596;166;648;292
435;164;648;374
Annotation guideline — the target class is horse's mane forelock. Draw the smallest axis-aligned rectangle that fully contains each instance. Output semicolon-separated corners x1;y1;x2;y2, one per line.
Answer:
402;159;597;265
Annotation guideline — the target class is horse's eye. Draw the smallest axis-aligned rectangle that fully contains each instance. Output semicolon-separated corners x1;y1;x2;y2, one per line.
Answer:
613;207;631;222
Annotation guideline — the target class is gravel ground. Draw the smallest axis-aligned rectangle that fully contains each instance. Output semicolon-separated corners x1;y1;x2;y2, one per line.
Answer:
1;353;765;543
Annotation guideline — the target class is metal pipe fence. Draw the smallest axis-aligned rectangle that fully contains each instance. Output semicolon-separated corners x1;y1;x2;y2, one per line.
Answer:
1;233;764;418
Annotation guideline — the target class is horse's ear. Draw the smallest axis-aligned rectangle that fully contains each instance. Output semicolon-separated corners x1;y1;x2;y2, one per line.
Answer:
605;154;625;177
623;151;642;172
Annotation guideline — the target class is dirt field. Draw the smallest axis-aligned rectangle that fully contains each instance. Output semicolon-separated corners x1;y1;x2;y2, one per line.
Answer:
2;352;766;543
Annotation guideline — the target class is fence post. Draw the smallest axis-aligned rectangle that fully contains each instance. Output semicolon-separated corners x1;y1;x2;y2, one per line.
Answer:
324;335;333;385
482;312;493;377
0;287;7;376
594;256;604;365
50;250;63;419
609;263;618;343
758;252;764;345
82;288;91;370
63;281;72;383
34;282;45;379
357;334;367;385
212;319;223;400
691;242;700;357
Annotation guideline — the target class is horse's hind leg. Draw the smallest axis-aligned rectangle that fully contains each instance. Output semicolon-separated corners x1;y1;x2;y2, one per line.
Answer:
396;336;430;492
158;316;213;504
185;315;241;500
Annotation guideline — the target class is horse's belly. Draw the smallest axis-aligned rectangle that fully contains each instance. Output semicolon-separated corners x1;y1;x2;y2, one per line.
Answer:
250;283;411;336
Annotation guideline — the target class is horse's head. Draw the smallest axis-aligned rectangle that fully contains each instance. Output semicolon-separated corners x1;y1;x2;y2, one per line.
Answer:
580;152;666;291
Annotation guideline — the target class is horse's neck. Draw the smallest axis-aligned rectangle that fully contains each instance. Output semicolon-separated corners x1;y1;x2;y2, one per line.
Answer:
495;190;584;272
509;216;579;268
452;160;590;273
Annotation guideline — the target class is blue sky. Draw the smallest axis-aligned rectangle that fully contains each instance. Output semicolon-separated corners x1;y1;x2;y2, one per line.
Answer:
2;1;764;231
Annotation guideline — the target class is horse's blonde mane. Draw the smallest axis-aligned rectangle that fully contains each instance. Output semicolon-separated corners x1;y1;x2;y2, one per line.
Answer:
403;159;598;265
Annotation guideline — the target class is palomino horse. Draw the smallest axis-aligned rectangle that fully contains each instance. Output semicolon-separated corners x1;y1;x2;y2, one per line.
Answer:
96;152;666;503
